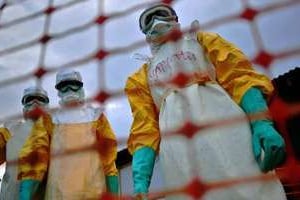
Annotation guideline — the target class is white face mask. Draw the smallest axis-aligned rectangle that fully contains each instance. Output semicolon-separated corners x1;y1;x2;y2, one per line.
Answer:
146;19;180;54
23;102;49;120
146;19;179;38
58;88;85;106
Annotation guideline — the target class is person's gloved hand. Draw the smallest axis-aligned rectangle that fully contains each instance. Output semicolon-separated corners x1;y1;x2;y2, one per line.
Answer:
251;119;285;172
241;87;285;172
105;175;119;194
132;146;156;195
19;179;41;200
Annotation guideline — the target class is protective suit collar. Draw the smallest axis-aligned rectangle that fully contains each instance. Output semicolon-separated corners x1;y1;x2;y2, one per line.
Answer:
53;104;102;124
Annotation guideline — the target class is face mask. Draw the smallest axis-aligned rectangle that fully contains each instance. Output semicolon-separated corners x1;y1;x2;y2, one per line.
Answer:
23;96;49;120
146;19;179;39
146;19;180;54
58;86;85;106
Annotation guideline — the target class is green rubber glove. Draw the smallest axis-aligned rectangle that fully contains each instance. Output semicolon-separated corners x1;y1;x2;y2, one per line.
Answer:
105;175;119;194
132;146;156;195
19;179;41;200
240;87;285;172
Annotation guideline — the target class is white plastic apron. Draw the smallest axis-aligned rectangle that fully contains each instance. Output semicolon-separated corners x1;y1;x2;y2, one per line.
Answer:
147;36;286;200
45;106;105;200
0;120;33;200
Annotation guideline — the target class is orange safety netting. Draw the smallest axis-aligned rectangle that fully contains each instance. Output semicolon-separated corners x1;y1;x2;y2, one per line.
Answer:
1;0;300;199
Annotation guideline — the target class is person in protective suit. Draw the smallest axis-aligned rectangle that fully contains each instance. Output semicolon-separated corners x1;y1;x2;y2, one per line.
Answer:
125;4;287;200
0;85;49;200
18;69;119;199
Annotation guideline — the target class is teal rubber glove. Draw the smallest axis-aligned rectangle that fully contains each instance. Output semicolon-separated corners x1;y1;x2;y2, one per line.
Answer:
19;179;41;200
132;146;156;195
105;175;119;194
241;87;285;172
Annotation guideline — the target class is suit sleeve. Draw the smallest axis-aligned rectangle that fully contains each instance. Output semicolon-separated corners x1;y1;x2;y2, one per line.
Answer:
95;113;118;176
0;127;11;164
124;64;161;155
18;114;53;181
197;32;274;104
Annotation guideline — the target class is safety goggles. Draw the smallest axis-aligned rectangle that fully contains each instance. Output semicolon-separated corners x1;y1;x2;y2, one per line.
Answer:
56;79;83;91
58;83;82;93
139;4;178;34
22;95;49;106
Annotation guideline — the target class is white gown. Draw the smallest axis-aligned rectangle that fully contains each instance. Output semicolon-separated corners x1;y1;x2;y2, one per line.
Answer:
0;120;33;200
147;34;286;200
45;105;106;200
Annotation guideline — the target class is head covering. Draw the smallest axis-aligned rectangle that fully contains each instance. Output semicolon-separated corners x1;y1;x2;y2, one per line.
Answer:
55;69;83;90
139;4;178;34
21;86;49;105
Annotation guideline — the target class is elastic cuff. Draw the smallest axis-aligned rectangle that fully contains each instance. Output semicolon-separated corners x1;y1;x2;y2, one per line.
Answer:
19;179;41;200
132;147;156;194
105;175;119;194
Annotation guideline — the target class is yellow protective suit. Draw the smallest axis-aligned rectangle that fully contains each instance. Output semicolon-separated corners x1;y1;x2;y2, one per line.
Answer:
126;31;273;154
0;120;35;200
125;31;286;199
18;105;118;200
0;127;10;164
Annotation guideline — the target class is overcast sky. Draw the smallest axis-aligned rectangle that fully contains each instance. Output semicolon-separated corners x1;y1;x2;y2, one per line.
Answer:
0;0;300;181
